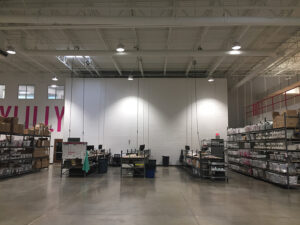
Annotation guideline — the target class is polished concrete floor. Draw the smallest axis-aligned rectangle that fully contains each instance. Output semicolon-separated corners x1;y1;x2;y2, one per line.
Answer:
1;166;300;225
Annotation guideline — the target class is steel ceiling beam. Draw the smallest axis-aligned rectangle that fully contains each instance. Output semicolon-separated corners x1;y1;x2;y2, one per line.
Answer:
22;49;273;57
2;16;300;27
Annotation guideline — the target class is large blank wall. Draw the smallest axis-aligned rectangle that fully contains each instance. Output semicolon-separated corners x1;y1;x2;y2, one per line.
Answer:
63;78;228;165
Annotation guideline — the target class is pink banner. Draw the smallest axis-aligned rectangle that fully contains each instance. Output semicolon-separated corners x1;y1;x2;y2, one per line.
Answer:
33;106;38;126
25;106;30;129
45;106;49;126
0;106;11;117
14;106;18;117
55;106;64;132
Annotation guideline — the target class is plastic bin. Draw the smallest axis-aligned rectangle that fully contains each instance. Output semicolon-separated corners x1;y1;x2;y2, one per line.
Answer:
162;156;169;167
98;158;108;174
146;169;155;178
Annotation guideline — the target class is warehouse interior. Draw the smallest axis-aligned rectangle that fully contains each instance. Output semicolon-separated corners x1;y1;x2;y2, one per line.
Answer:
1;0;300;225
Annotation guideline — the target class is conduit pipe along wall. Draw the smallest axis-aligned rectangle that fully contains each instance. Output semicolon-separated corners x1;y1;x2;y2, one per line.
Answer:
1;16;300;27
63;78;228;165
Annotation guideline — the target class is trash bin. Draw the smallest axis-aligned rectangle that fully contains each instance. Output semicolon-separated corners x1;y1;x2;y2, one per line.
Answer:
146;160;156;178
98;158;108;174
162;156;169;167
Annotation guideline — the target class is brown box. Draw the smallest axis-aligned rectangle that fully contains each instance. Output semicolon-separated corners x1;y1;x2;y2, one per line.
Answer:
33;148;48;158
33;160;42;169
41;158;49;168
13;124;24;134
281;110;298;117
274;115;298;128
0;123;10;132
42;140;50;147
272;112;280;119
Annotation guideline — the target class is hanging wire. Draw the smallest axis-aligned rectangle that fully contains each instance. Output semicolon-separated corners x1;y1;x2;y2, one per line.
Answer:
194;77;201;150
137;77;140;149
97;80;101;146
68;58;75;138
143;80;145;145
103;79;107;147
185;78;188;146
82;78;85;141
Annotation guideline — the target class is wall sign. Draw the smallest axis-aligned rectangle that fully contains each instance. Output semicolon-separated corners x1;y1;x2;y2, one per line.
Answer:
0;105;64;132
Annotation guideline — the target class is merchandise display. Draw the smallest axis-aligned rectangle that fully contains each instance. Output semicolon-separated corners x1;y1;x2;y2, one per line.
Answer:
227;111;300;187
0;117;51;178
181;139;227;181
120;149;151;177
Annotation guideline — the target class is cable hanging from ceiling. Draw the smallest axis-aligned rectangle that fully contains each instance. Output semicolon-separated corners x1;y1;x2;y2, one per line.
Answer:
193;61;201;150
68;57;75;138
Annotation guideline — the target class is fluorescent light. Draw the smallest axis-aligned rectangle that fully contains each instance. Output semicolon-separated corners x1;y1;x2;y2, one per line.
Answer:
116;43;125;52
6;50;16;54
229;50;241;55
286;87;300;95
208;78;214;82
52;76;58;81
51;84;57;88
128;76;133;81
65;55;83;58
232;42;241;50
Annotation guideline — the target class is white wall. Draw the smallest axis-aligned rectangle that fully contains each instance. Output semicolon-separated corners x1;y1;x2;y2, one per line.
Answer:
0;73;65;163
64;78;228;165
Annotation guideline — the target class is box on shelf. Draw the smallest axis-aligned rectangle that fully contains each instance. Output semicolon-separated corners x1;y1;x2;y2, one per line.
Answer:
281;110;298;117
0;123;10;132
13;124;24;134
33;148;48;158
33;160;42;169
42;140;50;147
41;158;49;168
273;110;299;128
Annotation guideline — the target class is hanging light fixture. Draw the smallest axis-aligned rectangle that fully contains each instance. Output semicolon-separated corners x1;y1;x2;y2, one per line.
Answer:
51;84;57;88
232;42;241;50
52;76;58;81
128;75;134;81
116;43;125;52
208;78;214;82
6;46;16;54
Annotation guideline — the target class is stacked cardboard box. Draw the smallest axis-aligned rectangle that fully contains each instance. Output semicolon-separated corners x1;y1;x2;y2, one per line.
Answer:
273;110;299;128
33;148;48;158
33;158;49;169
0;117;24;134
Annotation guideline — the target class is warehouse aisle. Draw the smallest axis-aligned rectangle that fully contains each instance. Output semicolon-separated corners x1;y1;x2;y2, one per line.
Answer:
1;166;300;225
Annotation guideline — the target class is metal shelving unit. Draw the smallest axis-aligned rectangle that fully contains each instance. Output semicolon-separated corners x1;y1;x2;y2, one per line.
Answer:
0;130;50;179
120;149;150;177
227;113;300;188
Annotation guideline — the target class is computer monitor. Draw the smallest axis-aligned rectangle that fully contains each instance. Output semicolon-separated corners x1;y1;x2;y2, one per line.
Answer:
185;145;190;150
98;144;102;150
139;144;145;151
68;137;80;142
87;145;94;151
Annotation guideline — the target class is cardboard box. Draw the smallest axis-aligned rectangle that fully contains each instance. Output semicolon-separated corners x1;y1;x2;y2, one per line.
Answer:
274;115;299;128
13;124;24;134
0;123;10;132
33;160;42;169
272;112;280;119
281;110;298;117
42;140;50;147
41;158;49;168
33;148;48;158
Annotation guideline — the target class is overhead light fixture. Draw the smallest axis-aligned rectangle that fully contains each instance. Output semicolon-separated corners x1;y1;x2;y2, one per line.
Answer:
229;50;241;55
232;42;241;50
208;78;214;82
116;43;125;52
52;76;58;81
128;75;133;81
6;47;16;55
51;84;57;88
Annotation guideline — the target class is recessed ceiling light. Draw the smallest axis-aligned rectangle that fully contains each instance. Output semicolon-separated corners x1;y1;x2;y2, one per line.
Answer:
128;75;133;81
229;50;241;55
208;78;214;82
52;76;58;81
6;47;16;54
232;42;241;50
116;43;125;52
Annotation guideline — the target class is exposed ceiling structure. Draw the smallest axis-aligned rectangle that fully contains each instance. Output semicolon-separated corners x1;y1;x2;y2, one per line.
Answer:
0;0;300;88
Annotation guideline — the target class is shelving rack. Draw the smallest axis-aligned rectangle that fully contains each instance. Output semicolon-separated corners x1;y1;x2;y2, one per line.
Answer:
182;148;227;181
120;149;151;177
0;131;51;179
227;114;300;188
